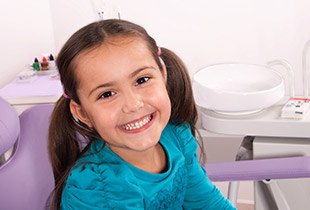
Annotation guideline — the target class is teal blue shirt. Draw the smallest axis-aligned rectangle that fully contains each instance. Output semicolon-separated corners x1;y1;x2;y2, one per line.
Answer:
61;123;236;210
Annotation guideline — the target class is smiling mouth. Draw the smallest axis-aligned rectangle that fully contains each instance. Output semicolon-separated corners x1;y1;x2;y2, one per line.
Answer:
122;114;153;131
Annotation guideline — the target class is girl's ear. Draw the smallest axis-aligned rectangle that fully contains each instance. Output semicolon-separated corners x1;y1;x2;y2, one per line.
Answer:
69;100;93;128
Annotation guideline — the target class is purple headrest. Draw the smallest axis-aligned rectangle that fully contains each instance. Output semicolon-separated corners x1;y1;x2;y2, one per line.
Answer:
0;97;20;155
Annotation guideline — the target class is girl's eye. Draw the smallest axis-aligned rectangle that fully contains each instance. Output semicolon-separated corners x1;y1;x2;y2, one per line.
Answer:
99;91;115;99
136;77;150;85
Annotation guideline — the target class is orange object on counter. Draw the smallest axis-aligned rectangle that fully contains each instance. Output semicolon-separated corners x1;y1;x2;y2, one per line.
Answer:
41;56;49;70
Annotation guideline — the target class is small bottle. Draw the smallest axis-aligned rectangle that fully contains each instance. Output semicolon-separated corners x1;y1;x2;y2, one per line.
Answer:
48;54;54;61
48;54;56;70
32;57;40;71
41;56;49;71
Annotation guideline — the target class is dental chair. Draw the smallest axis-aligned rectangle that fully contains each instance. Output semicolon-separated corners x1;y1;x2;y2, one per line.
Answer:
0;97;54;210
2;95;310;210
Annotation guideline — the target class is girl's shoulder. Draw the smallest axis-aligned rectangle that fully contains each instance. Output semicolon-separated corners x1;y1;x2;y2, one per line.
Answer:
65;140;130;189
62;144;137;206
163;122;192;139
162;122;198;155
61;159;143;209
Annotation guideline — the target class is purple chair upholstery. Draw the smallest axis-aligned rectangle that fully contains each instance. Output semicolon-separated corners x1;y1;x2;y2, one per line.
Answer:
0;99;54;210
203;155;310;207
204;156;310;182
0;97;20;155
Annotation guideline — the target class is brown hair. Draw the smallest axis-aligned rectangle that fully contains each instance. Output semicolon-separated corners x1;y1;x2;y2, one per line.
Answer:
48;19;199;209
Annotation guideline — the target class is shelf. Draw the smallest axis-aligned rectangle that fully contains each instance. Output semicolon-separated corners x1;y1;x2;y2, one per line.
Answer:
200;105;310;138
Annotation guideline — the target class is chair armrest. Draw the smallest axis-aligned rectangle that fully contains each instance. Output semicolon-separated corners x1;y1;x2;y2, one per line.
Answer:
203;156;310;182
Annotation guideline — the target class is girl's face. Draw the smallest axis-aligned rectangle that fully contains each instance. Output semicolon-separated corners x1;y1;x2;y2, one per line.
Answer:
70;38;171;156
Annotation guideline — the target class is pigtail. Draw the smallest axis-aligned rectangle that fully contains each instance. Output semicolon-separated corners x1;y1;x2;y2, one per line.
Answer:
159;48;198;134
48;97;81;209
48;97;80;181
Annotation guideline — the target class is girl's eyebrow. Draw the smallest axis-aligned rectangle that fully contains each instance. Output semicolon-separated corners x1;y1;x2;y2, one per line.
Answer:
88;66;156;97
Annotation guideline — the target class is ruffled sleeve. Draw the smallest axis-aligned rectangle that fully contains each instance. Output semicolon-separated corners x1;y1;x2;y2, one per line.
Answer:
61;160;145;210
172;123;236;210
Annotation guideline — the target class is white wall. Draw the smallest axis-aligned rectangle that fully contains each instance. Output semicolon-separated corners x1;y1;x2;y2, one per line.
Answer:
49;0;95;52
49;0;310;96
2;1;310;95
0;0;55;88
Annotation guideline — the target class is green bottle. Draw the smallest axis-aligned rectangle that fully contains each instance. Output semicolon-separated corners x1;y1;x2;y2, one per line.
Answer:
32;57;40;71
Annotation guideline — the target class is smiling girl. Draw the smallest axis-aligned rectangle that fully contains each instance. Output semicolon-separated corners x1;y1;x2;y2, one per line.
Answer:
48;19;236;210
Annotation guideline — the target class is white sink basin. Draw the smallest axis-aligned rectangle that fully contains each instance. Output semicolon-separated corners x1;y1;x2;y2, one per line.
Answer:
192;63;285;115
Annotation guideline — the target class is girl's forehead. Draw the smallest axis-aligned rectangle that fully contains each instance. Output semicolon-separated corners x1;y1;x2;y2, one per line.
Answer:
72;37;155;85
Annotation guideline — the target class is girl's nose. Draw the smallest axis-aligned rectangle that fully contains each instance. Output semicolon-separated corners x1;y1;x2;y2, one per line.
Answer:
121;91;144;113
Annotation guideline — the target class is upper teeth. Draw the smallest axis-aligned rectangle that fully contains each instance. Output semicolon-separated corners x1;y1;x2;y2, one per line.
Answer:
123;115;151;130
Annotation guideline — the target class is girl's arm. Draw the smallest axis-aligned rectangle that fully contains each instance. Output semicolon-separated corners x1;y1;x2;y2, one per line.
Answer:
175;123;236;210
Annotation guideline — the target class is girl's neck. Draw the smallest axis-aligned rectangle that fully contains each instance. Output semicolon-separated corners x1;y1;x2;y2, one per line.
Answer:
111;143;167;174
